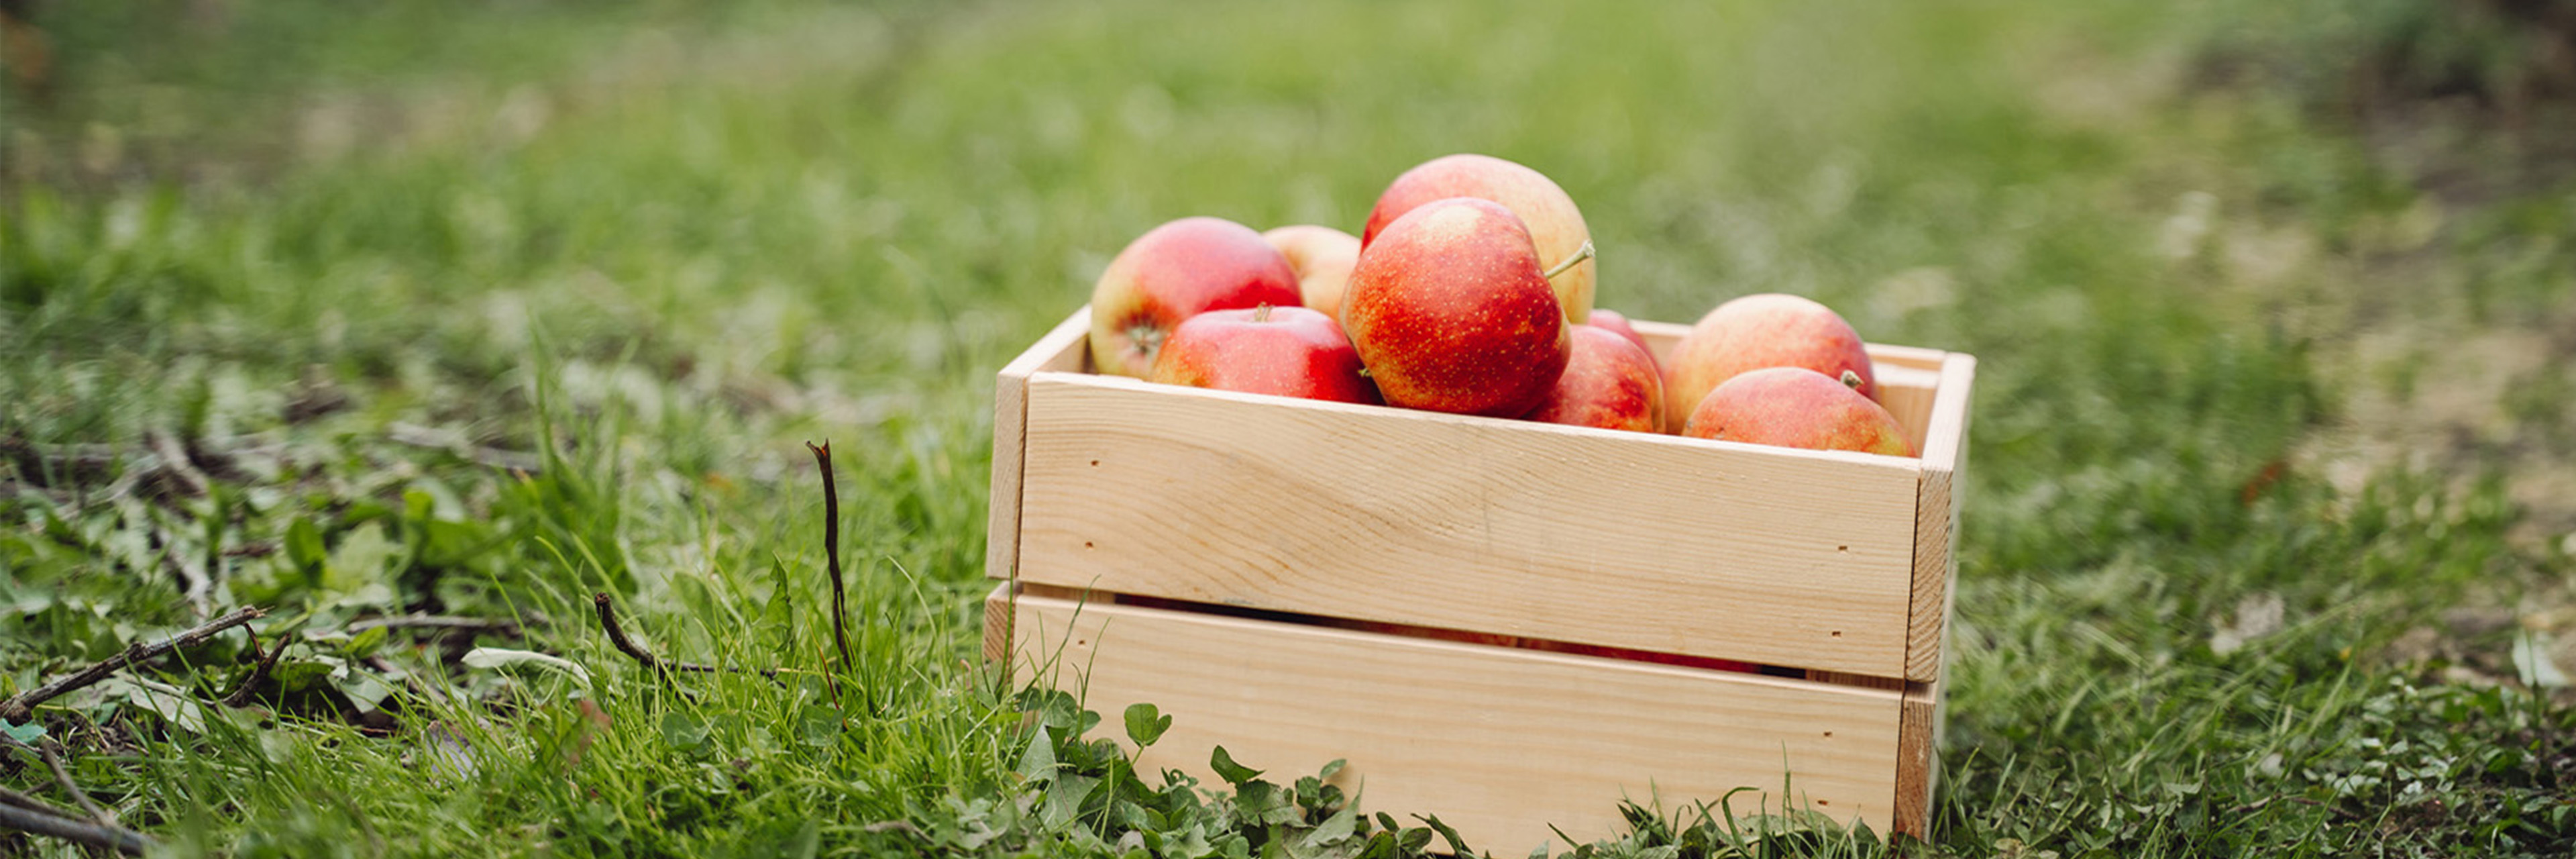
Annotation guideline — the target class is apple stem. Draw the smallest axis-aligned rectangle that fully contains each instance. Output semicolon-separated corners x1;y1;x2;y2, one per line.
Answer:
1254;303;1273;323
1840;370;1864;389
1543;240;1595;281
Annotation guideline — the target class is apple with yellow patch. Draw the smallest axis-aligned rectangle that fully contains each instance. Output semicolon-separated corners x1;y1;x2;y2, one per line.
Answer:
1342;197;1570;418
1681;367;1915;456
1260;225;1362;318
1362;154;1595;323
1663;293;1877;432
1089;217;1303;378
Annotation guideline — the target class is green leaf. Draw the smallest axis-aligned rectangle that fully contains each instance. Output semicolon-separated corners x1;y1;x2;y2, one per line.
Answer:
1124;702;1172;748
798;704;841;748
325;522;400;605
118;678;208;734
759;555;798;643
343;624;390;660
1042;772;1101;829
285;516;326;585
1;721;45;744
660;712;708;750
1210;745;1263;786
1235;780;1298;826
335;672;395;713
1299;807;1356;850
1416;815;1471;857
1017;725;1058;784
461;647;592;685
270;660;332;691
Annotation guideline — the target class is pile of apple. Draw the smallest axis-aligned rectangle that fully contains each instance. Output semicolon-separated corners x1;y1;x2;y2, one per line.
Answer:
1086;154;1915;458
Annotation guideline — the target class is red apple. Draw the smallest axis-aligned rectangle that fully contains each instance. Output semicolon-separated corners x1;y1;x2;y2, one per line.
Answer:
1583;308;1659;374
1342;198;1570;417
1260;225;1362;319
1089;217;1304;378
1362;154;1595;323
1147;305;1381;405
1663;293;1876;432
1526;324;1664;433
1680;366;1915;456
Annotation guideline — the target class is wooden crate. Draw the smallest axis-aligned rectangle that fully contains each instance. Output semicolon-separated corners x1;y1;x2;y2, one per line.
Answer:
983;305;1973;852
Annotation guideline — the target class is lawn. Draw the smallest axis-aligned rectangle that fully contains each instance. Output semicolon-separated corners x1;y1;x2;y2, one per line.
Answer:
4;0;2574;856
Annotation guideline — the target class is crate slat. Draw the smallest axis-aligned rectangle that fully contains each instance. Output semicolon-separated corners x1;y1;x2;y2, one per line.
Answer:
1903;354;1975;683
987;307;1094;585
1012;370;1925;677
994;586;1909;850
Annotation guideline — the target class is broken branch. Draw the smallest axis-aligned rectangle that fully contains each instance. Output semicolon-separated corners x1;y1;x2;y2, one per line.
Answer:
0;605;266;723
221;631;288;709
0;734;109;825
806;441;853;678
0;801;153;856
592;594;777;678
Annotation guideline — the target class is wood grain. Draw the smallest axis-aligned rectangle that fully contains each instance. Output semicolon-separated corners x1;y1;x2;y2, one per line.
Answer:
998;589;1909;851
1893;682;1941;839
985;307;1094;583
1904;355;1975;683
1014;371;1925;676
983;583;1014;667
1872;364;1942;455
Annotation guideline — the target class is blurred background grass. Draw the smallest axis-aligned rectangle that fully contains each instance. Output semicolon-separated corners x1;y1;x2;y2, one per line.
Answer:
3;0;2575;856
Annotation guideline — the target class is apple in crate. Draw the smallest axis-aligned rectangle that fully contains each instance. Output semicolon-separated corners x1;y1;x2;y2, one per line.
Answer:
1261;225;1362;319
1682;366;1915;456
1362;153;1596;323
1582;308;1658;374
1527;324;1664;433
1148;305;1381;405
1090;217;1305;378
1663;293;1877;432
1342;198;1570;418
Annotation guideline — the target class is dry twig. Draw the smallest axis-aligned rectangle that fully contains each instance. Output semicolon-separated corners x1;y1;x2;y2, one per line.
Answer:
0;784;74;819
221;631;288;709
0;606;266;723
592;594;777;678
0;801;153;856
806;441;853;678
0;734;111;825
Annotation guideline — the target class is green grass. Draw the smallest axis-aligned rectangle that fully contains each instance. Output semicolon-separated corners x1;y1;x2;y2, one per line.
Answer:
5;0;2575;856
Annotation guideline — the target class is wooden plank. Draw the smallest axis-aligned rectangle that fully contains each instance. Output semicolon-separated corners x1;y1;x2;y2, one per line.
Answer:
1861;343;1949;373
1892;682;1940;839
1002;591;1907;851
1872;364;1942;454
1903;355;1976;683
985;307;1094;583
983;583;1014;667
1015;371;1923;677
